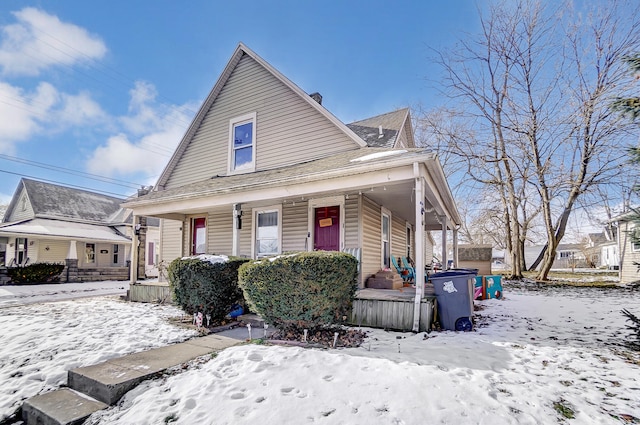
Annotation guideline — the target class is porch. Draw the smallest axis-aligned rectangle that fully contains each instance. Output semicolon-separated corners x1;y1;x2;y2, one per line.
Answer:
350;288;436;332
128;280;436;333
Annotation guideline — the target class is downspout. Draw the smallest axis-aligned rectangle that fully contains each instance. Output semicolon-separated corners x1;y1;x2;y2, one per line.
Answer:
412;162;425;332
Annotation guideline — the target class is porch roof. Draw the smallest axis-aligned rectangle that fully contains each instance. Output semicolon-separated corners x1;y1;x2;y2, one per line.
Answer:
126;148;432;205
0;218;131;243
123;147;461;229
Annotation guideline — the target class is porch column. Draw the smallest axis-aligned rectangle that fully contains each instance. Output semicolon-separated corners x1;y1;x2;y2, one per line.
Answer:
440;215;447;270
452;228;459;268
130;214;139;284
232;203;241;256
412;164;425;332
65;240;78;283
66;240;77;260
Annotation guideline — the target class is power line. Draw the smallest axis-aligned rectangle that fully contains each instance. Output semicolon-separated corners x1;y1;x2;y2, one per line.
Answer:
0;169;133;198
27;27;197;126
0;154;145;189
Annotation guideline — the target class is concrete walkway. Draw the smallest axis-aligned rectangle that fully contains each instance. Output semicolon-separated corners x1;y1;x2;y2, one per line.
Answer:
21;327;250;425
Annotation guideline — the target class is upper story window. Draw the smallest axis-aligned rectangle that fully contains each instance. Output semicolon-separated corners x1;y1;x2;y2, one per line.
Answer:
228;112;256;173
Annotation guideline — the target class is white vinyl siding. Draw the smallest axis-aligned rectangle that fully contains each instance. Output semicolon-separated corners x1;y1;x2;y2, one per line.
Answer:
239;206;253;258
160;219;183;264
282;201;308;253
344;196;359;249
208;211;233;256
361;196;382;285
391;216;405;260
164;54;359;189
8;189;34;222
37;240;68;263
621;221;640;283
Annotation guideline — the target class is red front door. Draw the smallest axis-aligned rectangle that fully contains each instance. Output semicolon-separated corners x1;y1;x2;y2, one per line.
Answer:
314;206;340;251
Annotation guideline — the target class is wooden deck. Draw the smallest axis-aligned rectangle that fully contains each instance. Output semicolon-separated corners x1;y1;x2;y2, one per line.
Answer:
350;288;436;332
128;283;436;333
128;281;172;304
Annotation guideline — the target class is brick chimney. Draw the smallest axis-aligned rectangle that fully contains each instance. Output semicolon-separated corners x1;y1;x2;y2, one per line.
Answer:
309;92;322;105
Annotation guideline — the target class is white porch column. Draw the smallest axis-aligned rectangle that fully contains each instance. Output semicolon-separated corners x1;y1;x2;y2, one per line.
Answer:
232;203;241;256
412;163;425;332
452;228;459;268
66;240;77;259
440;215;447;269
130;214;139;284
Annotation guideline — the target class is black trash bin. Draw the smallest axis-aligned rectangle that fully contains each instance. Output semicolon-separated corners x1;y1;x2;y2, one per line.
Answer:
429;270;476;331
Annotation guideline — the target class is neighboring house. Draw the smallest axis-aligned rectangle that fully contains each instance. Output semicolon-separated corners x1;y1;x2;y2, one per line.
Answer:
585;229;618;270
0;178;158;283
524;244;587;270
122;43;462;298
613;212;640;284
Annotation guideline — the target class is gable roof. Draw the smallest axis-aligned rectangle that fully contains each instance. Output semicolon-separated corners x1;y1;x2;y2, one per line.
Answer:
347;108;414;148
155;42;367;190
4;178;123;224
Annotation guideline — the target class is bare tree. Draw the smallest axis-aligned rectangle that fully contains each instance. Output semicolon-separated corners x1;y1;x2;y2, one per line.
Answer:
429;0;640;280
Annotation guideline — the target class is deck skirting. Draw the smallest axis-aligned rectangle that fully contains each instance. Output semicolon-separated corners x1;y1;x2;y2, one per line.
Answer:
129;282;172;304
350;291;435;332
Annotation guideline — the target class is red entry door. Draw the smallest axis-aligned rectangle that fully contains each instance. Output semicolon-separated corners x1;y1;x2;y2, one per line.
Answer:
314;206;340;251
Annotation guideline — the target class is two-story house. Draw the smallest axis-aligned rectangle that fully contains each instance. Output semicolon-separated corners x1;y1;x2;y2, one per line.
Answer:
123;43;462;331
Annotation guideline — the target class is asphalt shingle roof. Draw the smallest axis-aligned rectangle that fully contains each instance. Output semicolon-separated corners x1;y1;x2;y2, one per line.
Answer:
347;108;409;148
22;179;123;222
126;147;434;206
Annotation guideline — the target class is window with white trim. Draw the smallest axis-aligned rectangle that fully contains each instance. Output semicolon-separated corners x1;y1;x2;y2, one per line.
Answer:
254;207;280;258
113;244;119;265
381;211;391;269
229;113;256;173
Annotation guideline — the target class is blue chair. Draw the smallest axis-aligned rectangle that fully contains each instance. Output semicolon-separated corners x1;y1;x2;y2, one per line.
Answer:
401;257;416;282
391;257;413;283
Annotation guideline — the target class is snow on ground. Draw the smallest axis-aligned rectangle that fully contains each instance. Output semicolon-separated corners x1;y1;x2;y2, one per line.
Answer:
1;282;639;424
86;283;640;425
0;296;197;421
0;280;129;308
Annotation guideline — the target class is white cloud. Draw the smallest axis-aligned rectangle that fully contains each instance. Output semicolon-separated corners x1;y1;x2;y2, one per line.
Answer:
86;80;193;179
0;81;107;152
0;7;107;76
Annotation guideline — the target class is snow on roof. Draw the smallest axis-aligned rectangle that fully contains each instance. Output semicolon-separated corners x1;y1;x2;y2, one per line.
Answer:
0;218;130;242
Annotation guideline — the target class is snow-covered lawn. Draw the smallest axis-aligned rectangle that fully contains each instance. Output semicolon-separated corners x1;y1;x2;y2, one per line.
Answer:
2;283;639;424
0;297;197;421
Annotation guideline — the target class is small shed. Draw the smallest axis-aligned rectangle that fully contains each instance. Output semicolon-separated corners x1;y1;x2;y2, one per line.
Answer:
457;244;492;275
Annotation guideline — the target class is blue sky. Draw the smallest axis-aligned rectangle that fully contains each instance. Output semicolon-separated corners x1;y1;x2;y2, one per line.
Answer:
0;1;485;203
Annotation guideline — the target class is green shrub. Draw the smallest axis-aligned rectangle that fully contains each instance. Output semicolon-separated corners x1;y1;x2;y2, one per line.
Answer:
8;262;65;284
238;251;358;330
167;255;250;323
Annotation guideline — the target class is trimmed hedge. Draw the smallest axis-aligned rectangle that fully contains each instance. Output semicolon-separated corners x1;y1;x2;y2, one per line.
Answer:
8;262;65;284
238;251;358;330
167;256;250;323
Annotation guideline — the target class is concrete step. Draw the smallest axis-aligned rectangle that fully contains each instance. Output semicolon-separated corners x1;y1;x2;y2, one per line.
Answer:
22;334;239;424
21;388;107;425
68;334;238;405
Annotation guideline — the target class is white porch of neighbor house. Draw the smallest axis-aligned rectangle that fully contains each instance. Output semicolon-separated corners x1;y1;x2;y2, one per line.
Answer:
128;159;460;331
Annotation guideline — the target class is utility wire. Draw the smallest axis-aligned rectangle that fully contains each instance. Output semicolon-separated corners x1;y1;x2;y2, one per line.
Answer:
0;169;133;198
28;27;197;124
0;154;145;188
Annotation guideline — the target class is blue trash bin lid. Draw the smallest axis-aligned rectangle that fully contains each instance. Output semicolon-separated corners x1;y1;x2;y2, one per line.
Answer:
430;270;476;279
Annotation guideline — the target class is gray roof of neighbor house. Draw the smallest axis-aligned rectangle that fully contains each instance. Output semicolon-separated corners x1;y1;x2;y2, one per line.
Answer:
347;108;409;148
13;179;124;223
588;232;608;245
